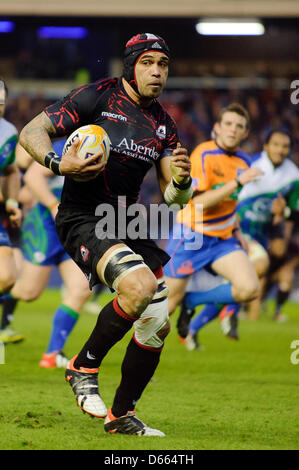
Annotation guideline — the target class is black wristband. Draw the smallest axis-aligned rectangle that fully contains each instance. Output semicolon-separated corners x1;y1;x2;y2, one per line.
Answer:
235;177;242;188
44;151;56;168
44;152;61;176
172;176;192;190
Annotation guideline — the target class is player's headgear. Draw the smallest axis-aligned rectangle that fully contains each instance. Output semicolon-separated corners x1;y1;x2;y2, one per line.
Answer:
123;33;170;94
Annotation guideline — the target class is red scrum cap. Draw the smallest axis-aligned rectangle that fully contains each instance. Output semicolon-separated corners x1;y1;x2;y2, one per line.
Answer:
123;33;170;94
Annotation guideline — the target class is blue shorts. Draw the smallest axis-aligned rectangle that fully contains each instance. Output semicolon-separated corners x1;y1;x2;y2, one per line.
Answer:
164;223;243;278
0;220;12;247
22;203;69;266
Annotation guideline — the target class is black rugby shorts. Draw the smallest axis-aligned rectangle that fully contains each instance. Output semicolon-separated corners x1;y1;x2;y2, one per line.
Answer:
55;207;170;289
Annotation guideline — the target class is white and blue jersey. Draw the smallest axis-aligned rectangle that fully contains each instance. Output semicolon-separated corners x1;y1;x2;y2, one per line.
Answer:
0;118;18;247
0;118;18;175
237;151;299;248
21;139;69;265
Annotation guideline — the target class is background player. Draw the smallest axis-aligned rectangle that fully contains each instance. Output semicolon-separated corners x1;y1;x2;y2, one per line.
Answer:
179;128;299;348
263;233;299;322
0;142;36;344
236;129;299;320
0;80;23;344
164;103;262;323
2;140;93;367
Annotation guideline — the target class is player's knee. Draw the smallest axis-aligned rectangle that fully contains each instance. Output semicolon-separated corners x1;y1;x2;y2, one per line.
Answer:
0;275;15;293
63;285;91;308
238;280;260;302
18;286;41;302
119;274;158;317
99;246;158;316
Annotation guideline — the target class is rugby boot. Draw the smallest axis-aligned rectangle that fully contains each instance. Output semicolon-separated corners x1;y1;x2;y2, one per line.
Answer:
0;327;24;345
184;332;201;351
39;351;70;369
65;355;107;418
104;408;165;436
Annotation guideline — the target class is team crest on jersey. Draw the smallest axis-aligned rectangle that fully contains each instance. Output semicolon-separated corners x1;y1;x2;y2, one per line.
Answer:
80;245;90;262
156;125;166;140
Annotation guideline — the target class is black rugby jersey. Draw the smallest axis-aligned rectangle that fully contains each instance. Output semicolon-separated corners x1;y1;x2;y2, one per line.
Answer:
45;77;179;210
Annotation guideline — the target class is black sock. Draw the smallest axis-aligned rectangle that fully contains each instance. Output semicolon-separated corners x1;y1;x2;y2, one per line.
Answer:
111;338;162;417
1;297;18;329
74;298;134;369
275;289;290;314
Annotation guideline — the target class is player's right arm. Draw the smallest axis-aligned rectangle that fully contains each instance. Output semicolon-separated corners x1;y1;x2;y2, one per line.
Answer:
193;171;261;209
192;147;263;210
19;111;105;181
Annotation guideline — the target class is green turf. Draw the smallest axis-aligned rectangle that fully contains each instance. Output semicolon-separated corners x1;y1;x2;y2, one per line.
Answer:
0;289;299;450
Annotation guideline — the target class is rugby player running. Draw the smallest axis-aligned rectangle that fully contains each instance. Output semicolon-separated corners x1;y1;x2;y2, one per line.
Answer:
19;33;192;437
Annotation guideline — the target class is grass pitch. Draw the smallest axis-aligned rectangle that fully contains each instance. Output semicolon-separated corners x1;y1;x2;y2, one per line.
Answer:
0;289;299;450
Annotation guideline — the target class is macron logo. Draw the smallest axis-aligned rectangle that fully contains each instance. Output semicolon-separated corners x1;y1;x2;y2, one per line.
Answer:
102;111;127;122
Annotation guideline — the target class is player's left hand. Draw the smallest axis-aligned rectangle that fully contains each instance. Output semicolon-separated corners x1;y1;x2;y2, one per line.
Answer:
6;205;22;228
170;148;191;184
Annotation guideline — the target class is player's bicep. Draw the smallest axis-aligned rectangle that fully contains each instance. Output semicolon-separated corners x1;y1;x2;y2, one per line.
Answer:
22;111;57;140
33;111;57;134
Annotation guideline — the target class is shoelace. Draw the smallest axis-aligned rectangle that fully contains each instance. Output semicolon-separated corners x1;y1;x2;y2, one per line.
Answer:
70;372;99;395
114;412;146;435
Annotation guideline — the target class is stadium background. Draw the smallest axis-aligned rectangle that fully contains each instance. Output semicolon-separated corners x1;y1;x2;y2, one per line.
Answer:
1;0;298;297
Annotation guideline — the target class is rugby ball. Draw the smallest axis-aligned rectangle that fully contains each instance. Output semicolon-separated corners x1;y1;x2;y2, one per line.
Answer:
62;124;110;163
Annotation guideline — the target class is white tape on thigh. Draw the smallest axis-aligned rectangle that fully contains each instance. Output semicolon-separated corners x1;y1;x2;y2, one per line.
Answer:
100;246;145;291
134;297;169;349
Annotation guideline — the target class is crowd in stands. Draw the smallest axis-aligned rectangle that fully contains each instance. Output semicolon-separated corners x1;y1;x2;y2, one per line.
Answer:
6;85;299;169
